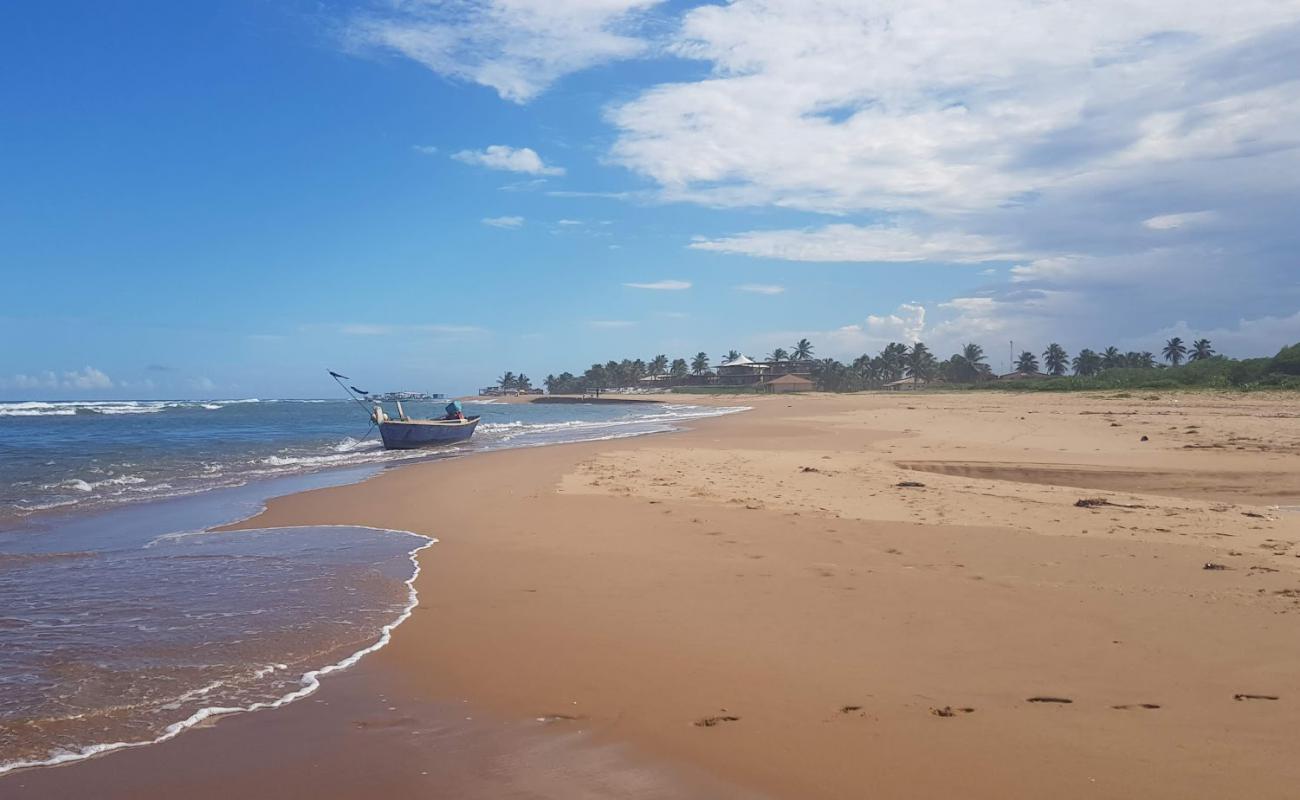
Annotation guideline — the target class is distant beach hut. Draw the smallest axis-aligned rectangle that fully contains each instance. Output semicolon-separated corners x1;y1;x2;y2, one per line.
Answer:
884;376;925;391
764;373;815;393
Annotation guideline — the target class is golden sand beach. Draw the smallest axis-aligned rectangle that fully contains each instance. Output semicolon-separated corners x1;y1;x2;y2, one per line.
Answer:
10;390;1300;799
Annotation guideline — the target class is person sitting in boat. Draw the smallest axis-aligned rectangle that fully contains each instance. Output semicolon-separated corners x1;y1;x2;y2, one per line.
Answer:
443;400;465;420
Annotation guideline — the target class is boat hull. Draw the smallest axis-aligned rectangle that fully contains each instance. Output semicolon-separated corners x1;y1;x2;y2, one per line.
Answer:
378;416;479;450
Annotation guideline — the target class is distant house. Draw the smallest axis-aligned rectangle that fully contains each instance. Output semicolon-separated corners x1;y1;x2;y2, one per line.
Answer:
884;376;926;390
764;373;815;393
716;355;771;386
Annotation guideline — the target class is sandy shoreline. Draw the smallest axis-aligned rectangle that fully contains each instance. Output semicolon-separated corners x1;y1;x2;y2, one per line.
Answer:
8;391;1300;798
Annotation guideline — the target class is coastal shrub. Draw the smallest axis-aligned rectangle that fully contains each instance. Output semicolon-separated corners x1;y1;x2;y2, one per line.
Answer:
1270;343;1300;375
1228;358;1271;386
974;356;1297;392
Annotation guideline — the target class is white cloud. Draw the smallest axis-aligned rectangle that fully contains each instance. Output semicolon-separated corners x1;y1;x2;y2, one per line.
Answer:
1142;211;1216;230
557;218;583;225
412;144;439;155
602;0;1299;349
588;320;636;328
482;215;524;228
350;0;663;103
692;224;1019;263
865;303;927;343
610;0;1297;215
65;367;112;390
188;376;217;393
737;283;785;295
453;145;564;175
623;279;691;290
1;367;114;392
1138;312;1300;359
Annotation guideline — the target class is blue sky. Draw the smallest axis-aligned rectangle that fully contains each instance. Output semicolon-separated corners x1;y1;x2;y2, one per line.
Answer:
2;1;1297;399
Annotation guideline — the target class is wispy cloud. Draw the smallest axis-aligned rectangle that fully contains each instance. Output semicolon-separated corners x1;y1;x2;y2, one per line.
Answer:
588;320;637;329
454;145;564;175
347;0;664;103
482;215;524;228
623;279;691;290
692;224;1019;264
737;283;785;295
1142;211;1216;231
411;144;438;155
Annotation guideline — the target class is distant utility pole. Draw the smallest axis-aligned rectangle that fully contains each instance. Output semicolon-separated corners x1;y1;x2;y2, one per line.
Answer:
1009;340;1014;374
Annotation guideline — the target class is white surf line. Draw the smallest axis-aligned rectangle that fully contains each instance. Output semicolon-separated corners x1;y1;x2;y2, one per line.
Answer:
0;526;436;777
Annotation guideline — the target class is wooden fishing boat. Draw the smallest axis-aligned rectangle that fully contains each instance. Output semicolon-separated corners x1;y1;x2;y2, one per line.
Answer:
329;370;478;451
372;406;480;450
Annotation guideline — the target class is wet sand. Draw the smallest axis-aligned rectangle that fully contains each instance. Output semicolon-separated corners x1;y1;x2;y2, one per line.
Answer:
9;391;1300;798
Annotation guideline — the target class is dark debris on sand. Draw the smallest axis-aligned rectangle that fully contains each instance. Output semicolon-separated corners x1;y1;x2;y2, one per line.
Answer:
694;714;741;727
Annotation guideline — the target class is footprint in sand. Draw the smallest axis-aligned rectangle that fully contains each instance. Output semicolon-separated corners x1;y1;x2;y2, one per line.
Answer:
930;706;975;717
1026;696;1073;704
1233;693;1280;701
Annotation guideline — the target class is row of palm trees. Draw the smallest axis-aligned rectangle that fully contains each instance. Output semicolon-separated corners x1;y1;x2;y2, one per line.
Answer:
494;371;534;391
531;336;1217;393
541;340;817;394
1015;337;1214;377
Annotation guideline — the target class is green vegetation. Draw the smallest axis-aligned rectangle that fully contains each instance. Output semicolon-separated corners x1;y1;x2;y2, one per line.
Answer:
523;338;1300;396
981;352;1300;392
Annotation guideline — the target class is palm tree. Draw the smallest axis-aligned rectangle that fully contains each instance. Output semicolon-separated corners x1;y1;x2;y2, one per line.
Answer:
1101;346;1122;369
498;371;517;390
516;374;532;391
961;343;987;369
851;354;879;384
1138;351;1157;369
1071;349;1102;376
792;338;814;361
648;354;669;377
544;374;557;393
1189;338;1215;361
905;342;937;381
1162;337;1187;366
951;342;991;381
877;342;909;381
811;358;850;391
691;352;710;375
669;358;689;379
1042;343;1069;376
725;350;741;363
768;347;789;364
1015;351;1039;373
